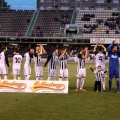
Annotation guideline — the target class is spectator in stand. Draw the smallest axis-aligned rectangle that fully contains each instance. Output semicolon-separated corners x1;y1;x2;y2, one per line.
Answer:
17;29;22;36
115;29;119;34
106;29;109;34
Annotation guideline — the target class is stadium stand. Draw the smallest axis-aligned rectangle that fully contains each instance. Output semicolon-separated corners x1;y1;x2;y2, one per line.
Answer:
32;10;73;37
0;9;120;38
75;10;120;38
0;10;34;36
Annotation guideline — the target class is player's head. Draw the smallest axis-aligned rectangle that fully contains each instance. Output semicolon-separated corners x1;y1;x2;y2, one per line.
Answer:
97;46;103;52
97;65;101;71
61;48;66;53
53;47;59;54
30;48;34;54
79;47;84;53
2;46;7;52
14;48;19;54
112;45;118;52
26;48;30;53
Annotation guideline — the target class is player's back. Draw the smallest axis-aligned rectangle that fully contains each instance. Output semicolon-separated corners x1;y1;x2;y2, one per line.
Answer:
76;54;85;68
0;52;6;66
49;54;58;69
24;53;30;66
95;52;105;67
34;53;42;66
13;54;22;69
59;54;68;69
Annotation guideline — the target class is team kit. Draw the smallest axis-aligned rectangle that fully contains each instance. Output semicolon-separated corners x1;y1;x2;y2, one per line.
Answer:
0;39;120;93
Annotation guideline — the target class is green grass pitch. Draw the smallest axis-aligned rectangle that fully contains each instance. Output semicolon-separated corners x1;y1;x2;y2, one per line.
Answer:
0;62;120;120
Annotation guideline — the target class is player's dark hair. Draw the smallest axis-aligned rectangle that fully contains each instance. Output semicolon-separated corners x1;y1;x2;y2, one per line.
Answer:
97;46;103;51
53;47;58;52
26;47;30;52
97;65;101;68
111;45;117;49
79;47;84;52
61;47;66;51
14;48;19;53
2;46;6;51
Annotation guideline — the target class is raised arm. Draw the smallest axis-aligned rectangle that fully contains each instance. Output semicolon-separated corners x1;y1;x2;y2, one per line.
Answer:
104;70;107;74
107;43;113;53
38;44;43;55
41;44;46;54
82;49;89;59
66;52;70;58
90;67;94;72
93;43;98;52
101;45;106;52
59;49;66;59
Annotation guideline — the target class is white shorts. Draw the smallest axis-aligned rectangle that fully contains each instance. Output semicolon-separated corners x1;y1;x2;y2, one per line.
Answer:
35;66;43;77
59;69;68;78
76;68;86;78
12;68;20;75
49;69;56;77
24;66;31;76
0;65;7;75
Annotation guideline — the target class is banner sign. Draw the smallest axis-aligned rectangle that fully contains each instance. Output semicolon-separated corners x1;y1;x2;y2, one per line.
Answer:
0;80;68;94
90;38;120;44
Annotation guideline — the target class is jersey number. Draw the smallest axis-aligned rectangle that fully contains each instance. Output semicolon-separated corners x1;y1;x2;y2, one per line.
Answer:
99;56;103;61
15;58;21;63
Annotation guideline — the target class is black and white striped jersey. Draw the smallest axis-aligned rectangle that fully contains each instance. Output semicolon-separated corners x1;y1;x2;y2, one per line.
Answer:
44;54;58;69
94;70;104;81
90;67;107;81
59;54;68;69
34;53;42;66
74;54;85;68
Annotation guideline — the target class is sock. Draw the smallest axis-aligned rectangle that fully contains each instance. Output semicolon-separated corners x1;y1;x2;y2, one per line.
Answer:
40;77;43;80
102;78;106;90
65;78;68;81
79;79;82;89
116;80;120;91
80;78;85;89
25;76;28;80
76;78;80;89
53;77;56;81
4;75;7;80
18;76;21;80
109;80;112;91
59;78;62;81
27;75;30;80
47;77;51;81
36;77;39;80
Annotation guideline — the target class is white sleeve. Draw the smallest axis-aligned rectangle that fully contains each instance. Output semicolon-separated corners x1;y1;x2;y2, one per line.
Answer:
101;71;104;74
21;55;22;60
94;70;97;74
74;57;78;62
